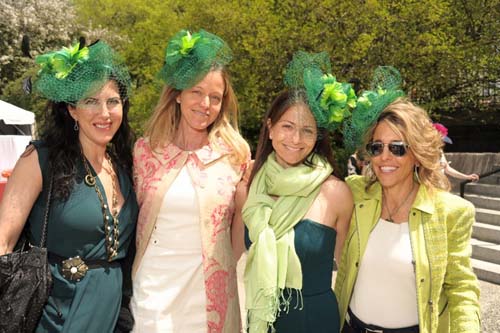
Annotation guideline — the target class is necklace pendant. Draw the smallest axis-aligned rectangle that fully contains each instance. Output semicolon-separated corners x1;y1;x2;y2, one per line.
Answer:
107;250;118;262
80;147;120;262
84;174;96;186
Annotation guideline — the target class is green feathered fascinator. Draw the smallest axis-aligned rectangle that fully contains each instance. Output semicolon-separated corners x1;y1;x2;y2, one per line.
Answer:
158;29;233;90
284;51;357;131
343;66;405;153
34;41;131;103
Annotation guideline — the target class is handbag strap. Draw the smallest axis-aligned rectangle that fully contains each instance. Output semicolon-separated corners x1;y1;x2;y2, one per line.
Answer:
39;172;54;248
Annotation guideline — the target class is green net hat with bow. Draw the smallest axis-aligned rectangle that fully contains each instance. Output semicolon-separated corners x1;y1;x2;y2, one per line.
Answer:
158;29;233;90
283;51;357;132
34;41;131;103
343;66;405;153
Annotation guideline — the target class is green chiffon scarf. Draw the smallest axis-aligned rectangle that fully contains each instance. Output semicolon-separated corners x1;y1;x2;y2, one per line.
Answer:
243;152;333;332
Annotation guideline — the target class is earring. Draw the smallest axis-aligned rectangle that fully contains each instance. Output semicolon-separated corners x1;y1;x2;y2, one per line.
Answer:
74;120;79;131
414;165;421;183
367;161;376;181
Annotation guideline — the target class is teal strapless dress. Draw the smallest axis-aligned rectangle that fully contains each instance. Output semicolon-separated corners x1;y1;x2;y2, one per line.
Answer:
245;219;340;333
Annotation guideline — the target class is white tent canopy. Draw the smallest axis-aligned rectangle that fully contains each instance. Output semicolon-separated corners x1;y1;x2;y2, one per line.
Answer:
0;99;35;125
0;100;34;179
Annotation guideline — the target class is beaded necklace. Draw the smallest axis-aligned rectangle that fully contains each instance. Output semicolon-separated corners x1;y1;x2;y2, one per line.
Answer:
80;148;120;261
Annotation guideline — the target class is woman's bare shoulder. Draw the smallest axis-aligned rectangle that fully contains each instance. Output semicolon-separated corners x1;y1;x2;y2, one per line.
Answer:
321;176;352;196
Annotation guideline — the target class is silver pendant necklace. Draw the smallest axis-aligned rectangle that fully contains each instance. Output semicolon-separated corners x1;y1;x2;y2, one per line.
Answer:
384;182;415;223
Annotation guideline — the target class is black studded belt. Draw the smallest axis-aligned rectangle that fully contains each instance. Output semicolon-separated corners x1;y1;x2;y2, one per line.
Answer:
48;252;120;282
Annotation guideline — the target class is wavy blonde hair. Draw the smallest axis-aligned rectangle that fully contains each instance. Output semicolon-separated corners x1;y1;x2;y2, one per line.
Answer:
362;97;450;192
144;66;249;166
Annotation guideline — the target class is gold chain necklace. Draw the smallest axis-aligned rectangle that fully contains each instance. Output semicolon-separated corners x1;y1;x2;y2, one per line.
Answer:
383;182;415;223
80;148;120;261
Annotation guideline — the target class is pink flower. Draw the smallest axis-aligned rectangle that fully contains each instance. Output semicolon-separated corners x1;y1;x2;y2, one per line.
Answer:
433;123;448;137
433;122;453;144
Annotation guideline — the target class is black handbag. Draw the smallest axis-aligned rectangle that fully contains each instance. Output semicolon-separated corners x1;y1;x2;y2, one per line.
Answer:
0;175;54;333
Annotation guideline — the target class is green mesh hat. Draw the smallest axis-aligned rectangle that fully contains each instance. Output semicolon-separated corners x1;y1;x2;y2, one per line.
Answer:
157;29;233;90
343;66;405;153
284;51;357;131
34;41;131;103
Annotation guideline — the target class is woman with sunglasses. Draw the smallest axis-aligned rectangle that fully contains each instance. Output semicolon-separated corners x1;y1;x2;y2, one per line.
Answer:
336;67;480;333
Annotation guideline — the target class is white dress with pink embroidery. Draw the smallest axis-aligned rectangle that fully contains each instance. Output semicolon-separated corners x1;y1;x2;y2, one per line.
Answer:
131;165;207;332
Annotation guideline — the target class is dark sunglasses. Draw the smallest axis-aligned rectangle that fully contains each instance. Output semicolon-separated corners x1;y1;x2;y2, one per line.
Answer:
366;141;409;157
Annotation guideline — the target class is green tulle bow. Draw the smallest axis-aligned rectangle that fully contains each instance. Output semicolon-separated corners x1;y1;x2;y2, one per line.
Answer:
158;29;233;90
36;42;89;79
283;51;357;131
320;74;357;124
166;30;202;60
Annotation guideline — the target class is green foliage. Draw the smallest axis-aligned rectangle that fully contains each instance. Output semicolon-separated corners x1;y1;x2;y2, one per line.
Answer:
2;0;499;160
0;0;80;95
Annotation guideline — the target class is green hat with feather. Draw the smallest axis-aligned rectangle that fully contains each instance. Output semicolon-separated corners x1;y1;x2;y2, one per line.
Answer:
34;41;131;103
157;29;232;90
343;66;405;153
283;51;357;132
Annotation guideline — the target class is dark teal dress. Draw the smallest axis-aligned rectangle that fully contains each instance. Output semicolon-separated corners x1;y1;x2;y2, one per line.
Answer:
26;142;138;333
245;219;340;333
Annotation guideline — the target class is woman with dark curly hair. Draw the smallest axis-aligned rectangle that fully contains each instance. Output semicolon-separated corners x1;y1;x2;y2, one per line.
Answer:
0;41;138;332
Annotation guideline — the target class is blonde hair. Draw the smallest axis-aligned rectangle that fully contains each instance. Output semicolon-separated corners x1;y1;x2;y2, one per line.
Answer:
145;67;249;166
362;97;450;192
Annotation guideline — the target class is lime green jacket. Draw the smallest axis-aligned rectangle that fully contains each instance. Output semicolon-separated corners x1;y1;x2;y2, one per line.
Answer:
334;176;480;333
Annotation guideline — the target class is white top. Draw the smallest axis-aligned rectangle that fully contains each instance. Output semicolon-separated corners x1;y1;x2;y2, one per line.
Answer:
349;218;418;328
131;166;207;333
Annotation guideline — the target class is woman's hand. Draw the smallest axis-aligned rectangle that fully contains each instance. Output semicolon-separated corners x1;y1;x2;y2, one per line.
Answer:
468;173;479;182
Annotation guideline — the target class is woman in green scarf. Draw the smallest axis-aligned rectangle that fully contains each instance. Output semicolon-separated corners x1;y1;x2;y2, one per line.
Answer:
233;51;354;333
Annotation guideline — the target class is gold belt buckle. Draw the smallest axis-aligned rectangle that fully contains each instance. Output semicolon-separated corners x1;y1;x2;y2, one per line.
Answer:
61;256;88;281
